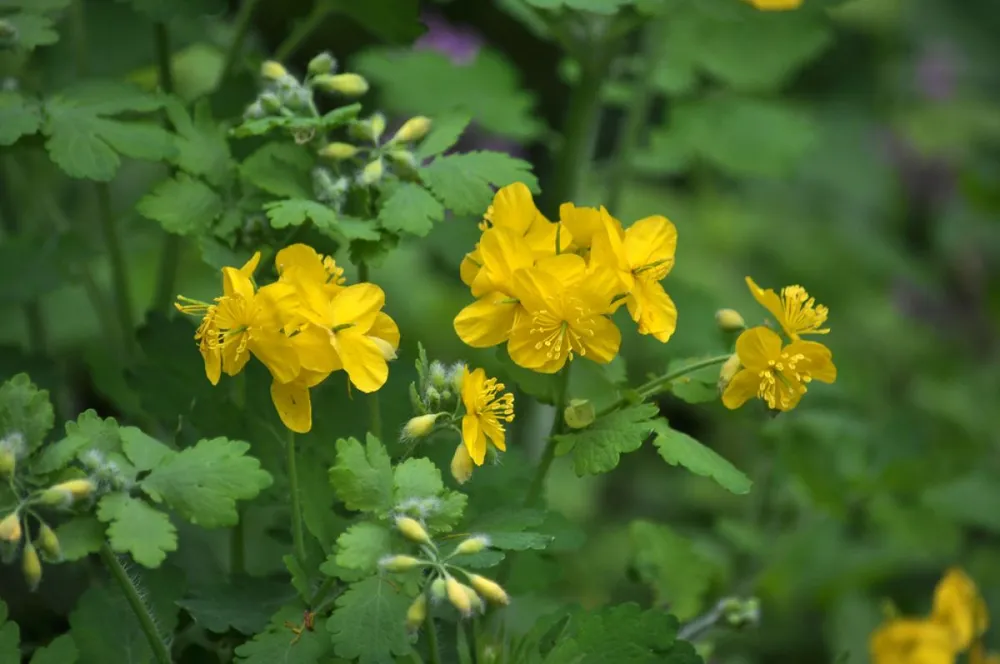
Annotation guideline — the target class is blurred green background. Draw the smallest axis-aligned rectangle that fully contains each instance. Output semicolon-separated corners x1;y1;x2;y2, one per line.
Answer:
2;0;999;662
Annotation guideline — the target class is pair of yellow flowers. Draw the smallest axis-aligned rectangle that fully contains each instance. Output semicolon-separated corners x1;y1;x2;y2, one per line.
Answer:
454;182;679;373
176;245;399;433
872;568;998;664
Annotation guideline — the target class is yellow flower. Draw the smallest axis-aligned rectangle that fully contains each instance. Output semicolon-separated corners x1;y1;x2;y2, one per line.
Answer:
722;326;836;411
931;568;989;651
507;254;622;373
478;182;571;259
870;619;957;664
746;0;802;10
460;367;514;465
275;243;346;297
591;210;678;343
745;276;829;341
559;202;604;251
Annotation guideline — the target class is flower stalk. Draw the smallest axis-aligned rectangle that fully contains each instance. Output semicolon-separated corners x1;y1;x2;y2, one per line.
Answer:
99;543;172;664
286;430;306;564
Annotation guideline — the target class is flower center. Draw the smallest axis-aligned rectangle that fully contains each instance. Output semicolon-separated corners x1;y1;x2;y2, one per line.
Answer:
780;285;829;335
756;351;810;409
529;299;595;360
477;377;514;424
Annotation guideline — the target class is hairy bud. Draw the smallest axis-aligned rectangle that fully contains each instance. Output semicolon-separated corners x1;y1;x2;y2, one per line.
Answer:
454;535;490;556
446;576;473;616
467;573;510;605
390;116;432;144
379;555;423;572
260;60;289;81
395;516;432;545
36;523;61;561
307;52;336;76
402;413;442;440
450;444;474;485
358;158;384;186
715;308;746;333
430;577;447;601
39;478;96;506
319;142;359;160
313;73;369;97
259;92;283;114
406;593;427;630
718;354;742;393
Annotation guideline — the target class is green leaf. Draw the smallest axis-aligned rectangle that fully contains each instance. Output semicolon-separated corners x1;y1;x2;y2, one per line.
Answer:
330;434;394;513
332;522;393;575
393;457;444;503
415;114;471;159
42;82;176;181
667;357;721;404
0;599;19;664
97;493;178;568
54;515;104;561
263;199;381;241
629;520;715;621
176;577;296;635
2;12;58;50
120;427;175;472
523;0;634;14
0;372;54;453
239;142;313;198
563;602;699;663
230;103;361;138
326;576;413;664
0;92;41;145
235;604;333;663
323;0;423;44
922;473;1000;533
377;182;444;237
140;437;273;528
465;509;553;551
165;98;231;185
553;403;659;476
422;151;539;215
114;0;226;23
651;420;751;495
29;634;78;664
392;457;467;532
137;174;224;235
33;409;121;474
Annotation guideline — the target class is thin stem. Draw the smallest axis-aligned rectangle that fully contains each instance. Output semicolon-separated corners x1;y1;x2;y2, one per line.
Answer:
99;543;172;664
275;5;334;62
0;159;46;354
605;23;664;212
598;354;732;418
466;619;480;664
356;261;383;440
230;507;245;577
425;610;442;664
96;183;137;360
286;430;307;564
221;0;264;78
524;365;571;507
308;576;336;608
678;601;725;642
151;21;182;315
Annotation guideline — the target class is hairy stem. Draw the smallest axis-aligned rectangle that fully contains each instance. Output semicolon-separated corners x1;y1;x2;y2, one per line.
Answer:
425;611;442;664
598;354;732;418
677;601;725;642
287;430;307;564
275;5;333;62
96;183;137;360
99;543;172;664
221;0;263;78
356;261;383;440
524;365;571;507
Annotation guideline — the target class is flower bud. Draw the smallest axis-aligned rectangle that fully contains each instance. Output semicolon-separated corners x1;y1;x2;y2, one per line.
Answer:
446;576;473;616
467;573;509;605
307;51;336;76
0;513;21;543
0;448;15;479
313;73;369;97
463;584;484;613
358;158;384;186
260;60;289;81
715;308;746;333
450;364;467;393
386;149;417;170
369;113;387;141
379;555;423;572
395;516;431;545
429;361;448;389
430;577;447;601
564;399;595;430
391;116;432;144
319;142;359;160
35;523;61;561
259;92;283;114
402;413;442;440
39;478;96;506
450;444;474;485
718;353;741;393
454;535;490;556
405;593;427;630
22;541;41;591
244;100;266;120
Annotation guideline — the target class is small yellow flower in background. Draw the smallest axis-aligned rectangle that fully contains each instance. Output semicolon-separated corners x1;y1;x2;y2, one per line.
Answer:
746;276;829;341
745;0;802;10
870;619;957;664
460;367;514;465
931;568;989;651
722;326;836;411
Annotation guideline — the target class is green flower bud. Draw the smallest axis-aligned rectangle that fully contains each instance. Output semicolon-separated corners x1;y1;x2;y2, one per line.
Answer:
319;142;360;160
406;593;427;630
22;541;41;591
430;577;447;601
0;513;21;543
715;308;746;333
260;60;289;81
390;116;432;144
379;555;424;572
402;413;442;440
259;92;283;114
395;516;431;545
358;158;384;186
35;523;61;561
454;535;490;556
313;73;369;97
307;51;336;76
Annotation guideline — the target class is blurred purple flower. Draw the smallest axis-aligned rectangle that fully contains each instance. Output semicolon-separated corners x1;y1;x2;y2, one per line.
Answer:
415;12;483;66
879;130;955;210
915;42;960;102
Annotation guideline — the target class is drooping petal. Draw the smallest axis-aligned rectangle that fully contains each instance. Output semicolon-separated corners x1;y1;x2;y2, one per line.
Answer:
330;283;385;332
275;244;327;285
626;280;677;343
453;294;518;348
460;248;483;287
624;216;676;276
201;345;221;385
462;413;486;465
221;337;251;377
721;369;760;410
580;315;622;365
250;328;301;384
588;209;633;291
789;340;837;384
734;326;782;371
270;379;312;433
369;311;400;351
745;277;786;331
335;328;388;393
559;202;604;250
472;227;534;297
290;324;341;374
488;182;546;235
222;265;256;300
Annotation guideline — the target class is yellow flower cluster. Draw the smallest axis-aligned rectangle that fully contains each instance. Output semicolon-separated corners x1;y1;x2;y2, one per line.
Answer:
453;182;678;373
871;568;998;664
722;277;836;412
176;244;399;433
746;0;802;10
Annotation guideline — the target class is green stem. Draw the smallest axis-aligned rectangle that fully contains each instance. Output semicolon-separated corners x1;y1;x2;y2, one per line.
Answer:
308;576;336;608
524;365;571;507
425;611;442;664
275;5;333;62
0;159;46;354
151;21;182;316
598;354;732;418
99;543;172;664
96;183;136;360
605;23;663;212
286;430;307;564
221;0;263;78
356;261;383;439
230;507;245;576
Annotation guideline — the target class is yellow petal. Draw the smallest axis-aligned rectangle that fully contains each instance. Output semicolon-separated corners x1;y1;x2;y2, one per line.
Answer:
511;265;561;315
788;340;837;384
623;215;676;275
489;182;546;234
291;324;341;374
450;443;474;484
588;208;633;290
735;326;782;371
222;265;255;300
559;202;604;250
580;315;621;365
221;339;251;377
460;367;486;414
747;0;802;10
626;280;677;342
535;253;588;286
931;568;988;650
202;346;221;385
369;311;400;350
507;320;567;374
472;227;534;297
250;329;301;384
523;219;572;259
275;243;327;284
462;413;486;465
330;283;384;332
870;619;957;664
721;369;759;410
270;380;312;433
454;294;518;348
460;248;482;287
745;276;786;331
335;328;388;393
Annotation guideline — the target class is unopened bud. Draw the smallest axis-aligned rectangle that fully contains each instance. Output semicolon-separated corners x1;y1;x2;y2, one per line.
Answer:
379;555;423;572
370;113;386;141
446;576;473;616
39;478;95;506
715;308;746;333
463;584;484;613
22;541;41;591
429;361;447;389
386;150;417;170
314;73;369;97
259;92;283;114
467;573;509;605
307;52;336;76
244;100;266;120
430;577;447;601
564;399;595;429
260;60;289;81
391;116;432;144
358;158;384;186
718;354;741;392
319;142;359;160
406;593;427;630
454;535;490;556
0;448;15;478
450;364;467;393
35;523;60;561
395;516;431;545
450;444;474;485
0;513;21;543
402;413;442;440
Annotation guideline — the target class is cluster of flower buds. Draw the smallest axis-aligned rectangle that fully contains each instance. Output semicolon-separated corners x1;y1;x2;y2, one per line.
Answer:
402;350;467;443
245;53;369;122
379;516;510;631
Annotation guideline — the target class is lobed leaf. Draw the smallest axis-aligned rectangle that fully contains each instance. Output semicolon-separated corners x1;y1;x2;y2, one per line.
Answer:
0;92;41;145
421;150;539;215
0;372;54;453
326;576;413;663
553;403;659;476
97;493;178;568
330;434;394;513
629;520;715;621
377;182;444;237
137;174;224;236
651;420;752;494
